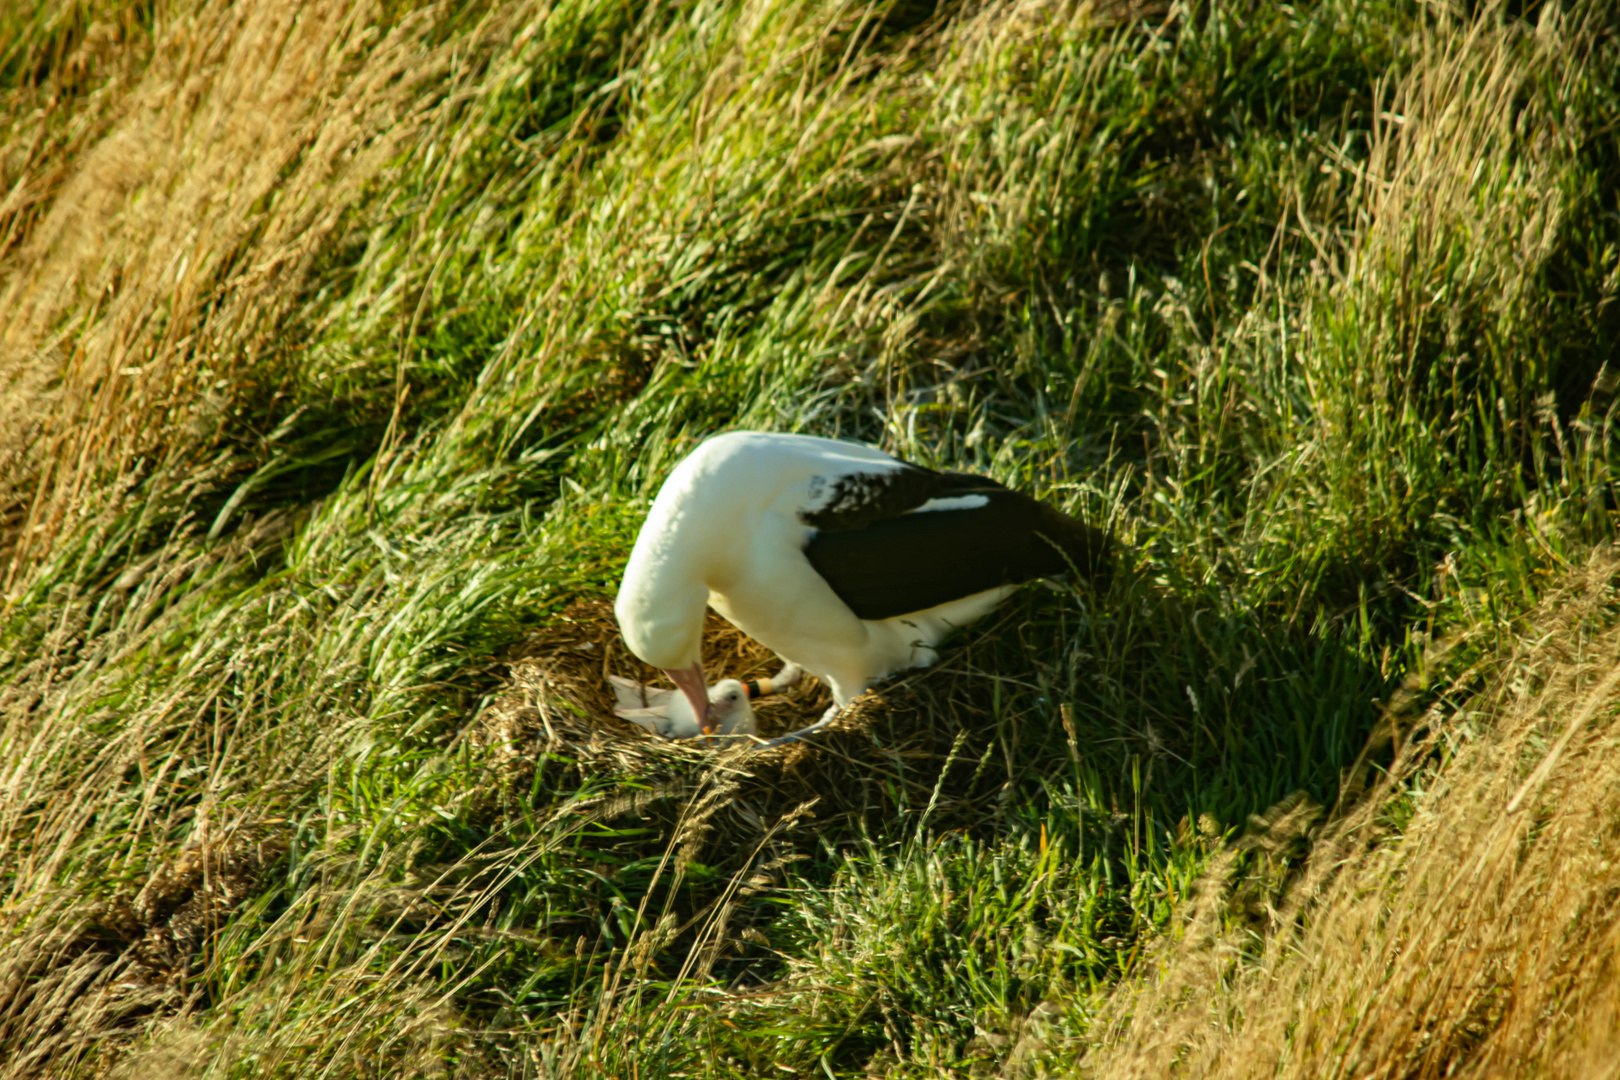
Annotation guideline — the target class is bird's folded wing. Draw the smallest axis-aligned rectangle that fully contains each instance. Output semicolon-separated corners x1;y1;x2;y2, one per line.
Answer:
799;463;1006;532
617;706;706;740
615;704;672;720
804;485;1110;620
608;674;677;712
619;711;675;736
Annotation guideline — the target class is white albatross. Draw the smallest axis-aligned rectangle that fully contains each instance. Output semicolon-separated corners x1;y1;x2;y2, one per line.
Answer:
614;430;1111;745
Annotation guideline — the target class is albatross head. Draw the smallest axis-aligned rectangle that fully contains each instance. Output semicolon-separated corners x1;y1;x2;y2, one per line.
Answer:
616;535;714;730
616;432;769;732
615;585;710;729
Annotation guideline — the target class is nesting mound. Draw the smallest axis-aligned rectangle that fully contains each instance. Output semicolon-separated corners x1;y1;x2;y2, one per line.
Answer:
473;600;1013;864
503;600;838;743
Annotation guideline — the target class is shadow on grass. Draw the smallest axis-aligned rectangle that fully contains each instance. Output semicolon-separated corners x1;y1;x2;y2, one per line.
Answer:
427;560;1390;1053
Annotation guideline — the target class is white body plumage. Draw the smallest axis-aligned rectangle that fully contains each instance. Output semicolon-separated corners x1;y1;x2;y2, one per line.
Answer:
615;431;1016;726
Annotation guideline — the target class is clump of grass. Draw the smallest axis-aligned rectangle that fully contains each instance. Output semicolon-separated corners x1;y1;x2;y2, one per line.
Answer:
0;0;478;585
0;819;288;1079
1077;550;1620;1079
0;0;1616;1076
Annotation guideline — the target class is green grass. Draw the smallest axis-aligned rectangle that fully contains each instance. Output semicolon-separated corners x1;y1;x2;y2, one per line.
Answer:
1;0;1618;1076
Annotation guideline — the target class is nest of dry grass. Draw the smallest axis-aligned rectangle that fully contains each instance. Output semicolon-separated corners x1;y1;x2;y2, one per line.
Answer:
472;600;1018;867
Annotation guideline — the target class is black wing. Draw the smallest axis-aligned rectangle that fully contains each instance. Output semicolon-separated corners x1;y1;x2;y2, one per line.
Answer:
804;480;1110;621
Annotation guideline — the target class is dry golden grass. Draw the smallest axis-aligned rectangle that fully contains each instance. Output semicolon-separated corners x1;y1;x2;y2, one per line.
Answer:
0;0;469;584
0;0;1615;1075
1314;3;1579;445
0;819;287;1079
1079;550;1620;1080
1063;23;1620;1070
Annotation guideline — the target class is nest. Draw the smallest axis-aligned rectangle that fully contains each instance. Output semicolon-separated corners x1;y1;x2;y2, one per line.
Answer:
472;600;1015;867
504;601;839;743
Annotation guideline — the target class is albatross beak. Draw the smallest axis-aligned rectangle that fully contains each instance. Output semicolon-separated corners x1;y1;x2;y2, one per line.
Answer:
663;663;710;733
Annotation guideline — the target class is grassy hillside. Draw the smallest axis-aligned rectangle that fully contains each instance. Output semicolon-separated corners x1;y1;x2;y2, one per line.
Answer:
1;0;1617;1076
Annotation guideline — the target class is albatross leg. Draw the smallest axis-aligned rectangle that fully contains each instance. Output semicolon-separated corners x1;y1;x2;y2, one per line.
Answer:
744;661;803;701
750;704;842;748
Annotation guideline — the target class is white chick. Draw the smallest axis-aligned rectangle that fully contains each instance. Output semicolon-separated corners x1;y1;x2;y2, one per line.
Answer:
610;676;756;739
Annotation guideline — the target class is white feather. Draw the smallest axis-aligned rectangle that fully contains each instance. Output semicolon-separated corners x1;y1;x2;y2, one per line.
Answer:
911;494;990;513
